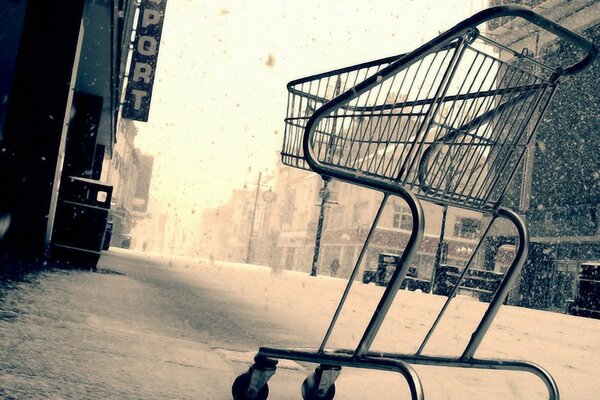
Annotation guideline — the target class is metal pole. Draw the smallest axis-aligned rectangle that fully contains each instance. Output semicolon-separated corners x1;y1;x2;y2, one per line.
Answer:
318;194;389;352
462;207;529;359
310;178;330;276
354;189;424;357
245;172;262;264
431;204;448;293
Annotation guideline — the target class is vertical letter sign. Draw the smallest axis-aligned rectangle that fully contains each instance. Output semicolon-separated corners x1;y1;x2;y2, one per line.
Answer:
122;0;167;122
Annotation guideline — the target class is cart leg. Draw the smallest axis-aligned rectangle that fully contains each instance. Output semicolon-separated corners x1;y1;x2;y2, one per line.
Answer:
354;188;424;356
301;365;341;400
462;207;529;358
318;194;389;353
232;356;277;400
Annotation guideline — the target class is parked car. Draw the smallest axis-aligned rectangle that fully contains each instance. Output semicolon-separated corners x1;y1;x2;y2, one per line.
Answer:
362;253;430;292
568;261;600;319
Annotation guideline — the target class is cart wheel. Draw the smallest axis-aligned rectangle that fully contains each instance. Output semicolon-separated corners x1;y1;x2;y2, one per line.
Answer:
232;372;269;400
301;376;336;400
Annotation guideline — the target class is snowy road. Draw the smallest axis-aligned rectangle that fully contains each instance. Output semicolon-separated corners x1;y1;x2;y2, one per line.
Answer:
1;249;599;399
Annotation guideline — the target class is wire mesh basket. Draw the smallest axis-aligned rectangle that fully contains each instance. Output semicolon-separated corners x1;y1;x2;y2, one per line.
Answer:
284;32;560;211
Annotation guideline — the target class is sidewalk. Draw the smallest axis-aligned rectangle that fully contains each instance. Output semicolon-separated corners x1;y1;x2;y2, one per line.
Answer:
0;268;238;399
1;251;600;399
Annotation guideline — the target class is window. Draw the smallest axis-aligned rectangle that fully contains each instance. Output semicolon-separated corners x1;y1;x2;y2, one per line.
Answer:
454;217;481;239
281;188;296;224
353;204;360;224
393;210;413;230
393;212;402;228
400;214;413;230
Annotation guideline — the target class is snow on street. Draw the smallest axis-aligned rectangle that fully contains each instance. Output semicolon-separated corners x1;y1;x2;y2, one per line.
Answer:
1;249;599;399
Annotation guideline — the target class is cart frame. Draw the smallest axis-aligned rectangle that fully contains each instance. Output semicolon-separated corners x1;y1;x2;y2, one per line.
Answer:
233;5;597;400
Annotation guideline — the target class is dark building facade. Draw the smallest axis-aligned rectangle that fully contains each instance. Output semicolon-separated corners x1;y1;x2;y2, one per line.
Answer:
489;0;600;313
0;0;158;273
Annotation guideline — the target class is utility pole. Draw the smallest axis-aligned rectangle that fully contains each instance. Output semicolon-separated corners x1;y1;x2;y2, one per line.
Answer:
310;178;331;276
245;172;262;264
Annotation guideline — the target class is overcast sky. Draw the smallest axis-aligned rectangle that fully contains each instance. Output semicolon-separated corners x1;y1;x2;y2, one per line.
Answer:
133;0;487;226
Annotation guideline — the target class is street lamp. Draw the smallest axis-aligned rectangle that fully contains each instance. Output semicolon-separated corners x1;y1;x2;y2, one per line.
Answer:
430;204;448;293
310;177;332;277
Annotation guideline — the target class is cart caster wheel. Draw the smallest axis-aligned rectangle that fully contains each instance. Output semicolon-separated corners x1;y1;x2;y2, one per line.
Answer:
301;376;336;400
232;372;269;400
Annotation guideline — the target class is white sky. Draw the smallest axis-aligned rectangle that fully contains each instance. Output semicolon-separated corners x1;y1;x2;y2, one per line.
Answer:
134;0;488;222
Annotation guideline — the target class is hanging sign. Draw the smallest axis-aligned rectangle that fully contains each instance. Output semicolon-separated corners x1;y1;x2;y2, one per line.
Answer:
122;0;167;122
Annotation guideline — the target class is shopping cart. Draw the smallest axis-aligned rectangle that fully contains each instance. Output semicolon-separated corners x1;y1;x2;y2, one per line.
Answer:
232;6;597;400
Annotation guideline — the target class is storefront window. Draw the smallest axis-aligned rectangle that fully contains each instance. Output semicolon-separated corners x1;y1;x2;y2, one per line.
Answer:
0;0;28;140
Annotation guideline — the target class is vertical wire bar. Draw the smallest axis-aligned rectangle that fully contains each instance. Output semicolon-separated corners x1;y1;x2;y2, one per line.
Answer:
332;72;353;167
492;85;557;207
442;60;514;201
467;66;530;204
317;77;331;162
438;57;502;202
455;60;521;200
481;81;544;193
325;77;344;165
332;71;356;166
293;85;307;167
354;189;424;357
398;49;459;183
394;52;451;181
418;51;493;198
283;91;291;160
383;73;416;168
380;60;427;178
364;73;401;174
315;77;329;162
388;54;442;178
347;67;385;170
363;82;402;174
294;91;306;168
447;56;503;202
341;66;375;167
397;42;466;184
318;194;389;353
404;38;468;188
372;67;413;175
409;49;485;190
386;54;441;180
339;67;370;167
355;66;394;171
479;82;551;207
475;73;544;206
439;55;497;197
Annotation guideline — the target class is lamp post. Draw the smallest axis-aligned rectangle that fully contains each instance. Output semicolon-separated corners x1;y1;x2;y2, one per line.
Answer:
310;177;331;277
309;77;341;277
431;204;448;293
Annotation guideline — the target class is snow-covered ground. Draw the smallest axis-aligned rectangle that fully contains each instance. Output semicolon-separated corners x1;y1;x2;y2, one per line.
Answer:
1;249;599;399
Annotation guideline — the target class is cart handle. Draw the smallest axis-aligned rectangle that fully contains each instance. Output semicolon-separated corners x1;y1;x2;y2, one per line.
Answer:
462;5;597;76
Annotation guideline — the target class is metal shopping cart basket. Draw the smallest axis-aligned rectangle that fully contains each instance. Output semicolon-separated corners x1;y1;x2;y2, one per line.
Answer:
232;6;597;400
